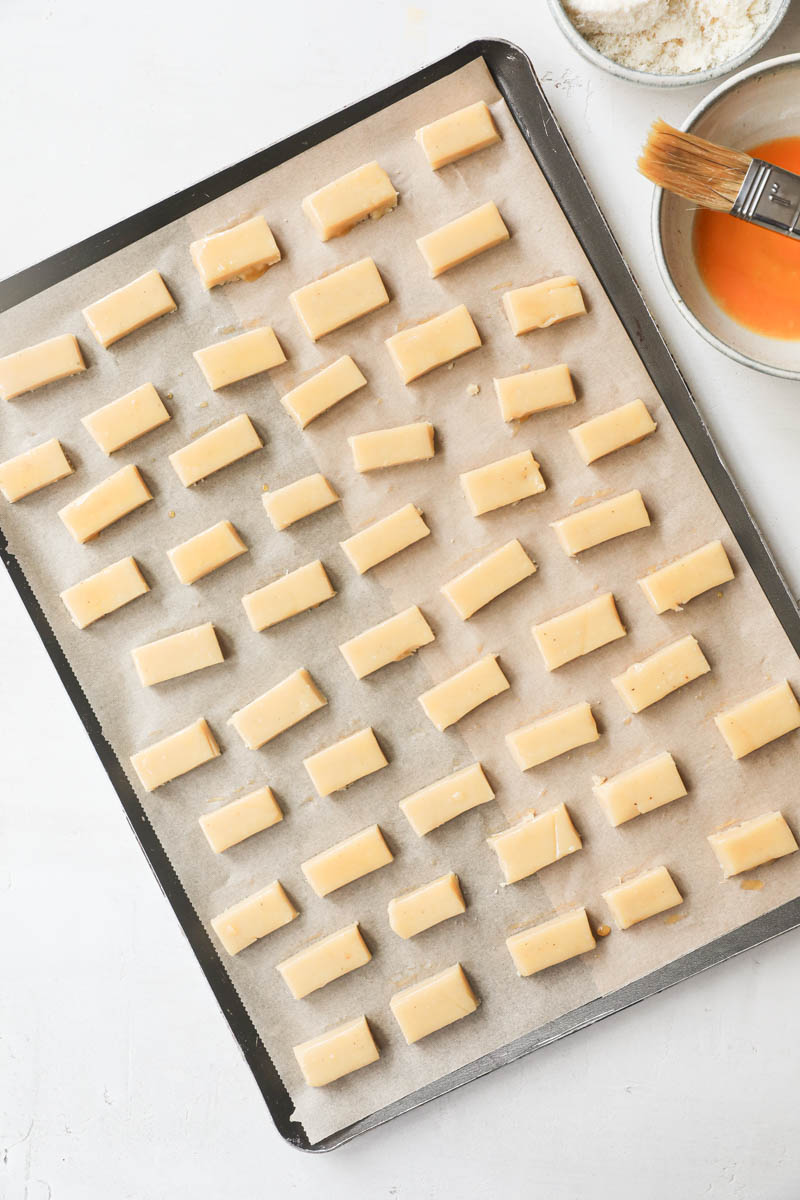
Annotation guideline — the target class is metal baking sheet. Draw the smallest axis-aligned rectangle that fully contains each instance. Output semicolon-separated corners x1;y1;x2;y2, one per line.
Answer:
3;38;799;1152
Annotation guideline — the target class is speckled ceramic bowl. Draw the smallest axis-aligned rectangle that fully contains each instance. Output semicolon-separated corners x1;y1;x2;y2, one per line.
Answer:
546;0;790;88
653;54;800;379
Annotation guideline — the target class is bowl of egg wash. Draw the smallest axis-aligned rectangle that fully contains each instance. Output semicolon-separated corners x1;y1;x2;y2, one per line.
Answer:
653;54;800;378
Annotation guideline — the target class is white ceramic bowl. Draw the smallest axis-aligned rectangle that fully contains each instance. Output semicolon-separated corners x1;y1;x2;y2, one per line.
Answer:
546;0;790;88
653;54;800;379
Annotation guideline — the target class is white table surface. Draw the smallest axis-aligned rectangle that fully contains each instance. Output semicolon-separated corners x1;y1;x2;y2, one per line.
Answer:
3;3;800;1196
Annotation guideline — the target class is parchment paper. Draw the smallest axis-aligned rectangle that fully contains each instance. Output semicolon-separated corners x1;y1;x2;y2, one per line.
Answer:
2;59;799;1145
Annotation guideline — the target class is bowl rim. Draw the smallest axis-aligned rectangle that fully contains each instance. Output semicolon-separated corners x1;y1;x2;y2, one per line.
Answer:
651;52;800;381
545;0;791;88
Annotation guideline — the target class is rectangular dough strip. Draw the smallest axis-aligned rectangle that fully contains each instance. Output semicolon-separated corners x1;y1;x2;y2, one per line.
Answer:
82;269;176;347
131;622;223;687
190;215;281;288
81;382;171;454
416;201;509;277
339;605;434;679
241;559;335;630
400;762;494;836
58;463;152;543
532;592;626;671
169;414;262;487
0;333;85;401
228;667;326;750
340;503;430;574
193;327;286;391
130;717;220;792
211;880;297;956
418;653;509;731
612;635;710;714
0;438;74;502
385;304;481;384
302;161;398;240
60;556;149;629
551;490;650;557
290;258;389;341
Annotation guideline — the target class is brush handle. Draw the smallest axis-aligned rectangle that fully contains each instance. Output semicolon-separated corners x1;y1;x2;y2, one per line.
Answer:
732;160;800;240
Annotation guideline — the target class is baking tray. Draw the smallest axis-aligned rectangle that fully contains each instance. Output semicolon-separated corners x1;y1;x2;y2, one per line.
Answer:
3;38;799;1152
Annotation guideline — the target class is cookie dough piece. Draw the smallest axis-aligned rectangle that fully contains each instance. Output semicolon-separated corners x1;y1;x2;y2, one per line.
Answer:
488;803;582;884
193;327;286;390
532;593;626;671
419;654;509;731
0;334;85;401
495;363;576;422
302;161;398;240
417;202;509;277
708;811;798;877
82;382;170;454
168;520;247;584
303;727;387;797
130;717;220;792
570;399;656;464
506;701;599;771
242;560;335;630
263;473;339;530
714;680;800;759
594;751;687;827
390;964;478;1044
293;1016;379;1088
277;923;371;998
169;413;262;486
199;786;283;854
340;504;430;574
507;908;596;977
400;762;494;836
602;866;682;930
302;824;393;897
460;450;546;516
388;872;466;939
131;621;223;686
60;556;149;629
190;215;281;288
385;305;481;383
349;422;435;472
339;605;434;679
211;880;297;956
441;539;536;620
0;438;73;502
280;356;367;428
551;490;650;557
58;463;152;543
290;258;389;341
82;270;176;347
612;635;710;714
228;667;326;750
639;540;734;614
503;276;586;335
416;101;501;170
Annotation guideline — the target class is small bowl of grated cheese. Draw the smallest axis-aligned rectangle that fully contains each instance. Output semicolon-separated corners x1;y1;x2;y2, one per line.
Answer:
547;0;791;87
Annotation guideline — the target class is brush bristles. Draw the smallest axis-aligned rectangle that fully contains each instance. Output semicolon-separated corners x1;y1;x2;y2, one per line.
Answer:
638;119;752;211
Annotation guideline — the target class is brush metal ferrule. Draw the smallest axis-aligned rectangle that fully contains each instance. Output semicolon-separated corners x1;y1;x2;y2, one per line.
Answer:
732;159;800;239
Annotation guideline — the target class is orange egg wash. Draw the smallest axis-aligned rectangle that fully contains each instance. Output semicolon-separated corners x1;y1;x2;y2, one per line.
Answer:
693;136;800;341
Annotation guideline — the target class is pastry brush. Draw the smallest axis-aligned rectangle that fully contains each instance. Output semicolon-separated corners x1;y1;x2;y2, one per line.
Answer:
638;119;800;240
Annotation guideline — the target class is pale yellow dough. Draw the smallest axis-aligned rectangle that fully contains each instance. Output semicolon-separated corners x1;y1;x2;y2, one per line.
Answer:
639;540;734;614
594;751;687;827
168;520;247;584
340;504;430;574
302;161;398;240
708;811;798;877
169;414;262;487
441;539;536;620
400;762;494;836
0;333;85;401
211;880;297;956
506;701;599;771
302;824;393;897
494;363;576;422
416;100;501;170
0;438;73;502
228;668;326;750
349;422;434;472
532;592;626;671
416;201;509;277
199;786;283;854
82;269;176;347
507;908;596;977
487;803;582;884
385;305;481;383
460;450;546;516
58;464;152;543
390;964;478;1043
193;327;286;390
60;556;149;629
612;635;710;713
569;398;656;464
603;866;682;929
242;560;335;630
279;356;367;428
131;622;223;687
190;215;281;288
277;923;371;998
293;1016;379;1087
130;717;220;792
81;382;171;454
339;605;434;679
418;654;509;731
714;680;800;759
290;258;389;341
551;490;650;557
303;727;387;797
263;473;339;530
388;872;466;938
503;276;585;335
